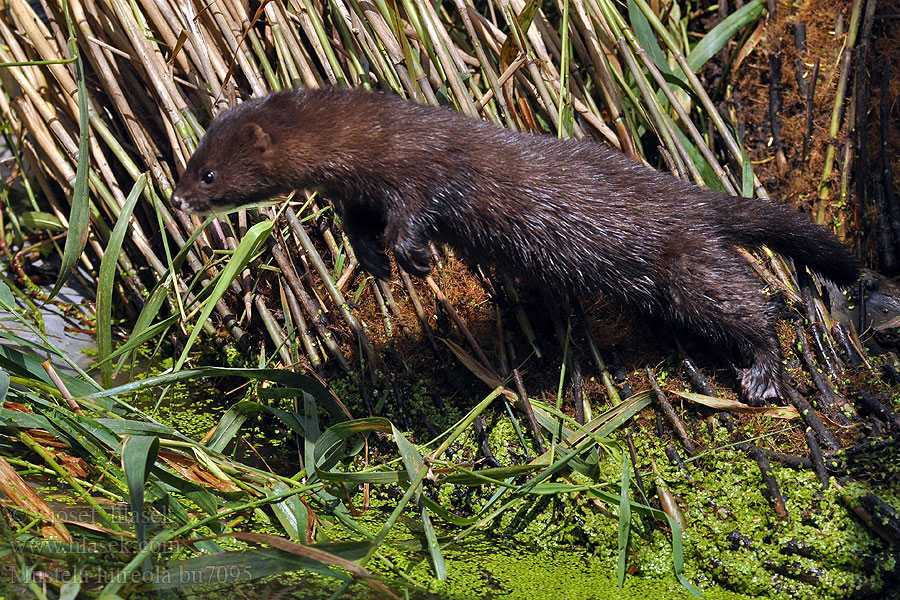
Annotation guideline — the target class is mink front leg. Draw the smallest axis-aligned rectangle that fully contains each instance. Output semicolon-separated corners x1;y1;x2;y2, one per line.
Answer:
338;203;392;280
386;218;432;278
347;230;392;280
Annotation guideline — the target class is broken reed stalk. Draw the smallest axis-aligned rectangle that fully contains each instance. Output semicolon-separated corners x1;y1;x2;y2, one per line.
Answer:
880;58;900;253
793;22;808;97
802;58;820;162
852;0;877;241
646;367;696;456
816;0;865;223
768;50;787;172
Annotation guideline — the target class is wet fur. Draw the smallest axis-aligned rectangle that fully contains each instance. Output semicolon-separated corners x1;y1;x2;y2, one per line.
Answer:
172;88;860;404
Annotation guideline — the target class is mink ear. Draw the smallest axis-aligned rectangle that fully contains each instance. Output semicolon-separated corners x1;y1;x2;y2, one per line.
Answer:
241;123;271;155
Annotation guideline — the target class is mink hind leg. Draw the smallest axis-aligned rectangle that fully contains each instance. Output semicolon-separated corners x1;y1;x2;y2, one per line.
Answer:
663;247;784;405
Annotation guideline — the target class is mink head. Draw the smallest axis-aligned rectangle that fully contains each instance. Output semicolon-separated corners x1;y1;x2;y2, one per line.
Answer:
172;110;289;214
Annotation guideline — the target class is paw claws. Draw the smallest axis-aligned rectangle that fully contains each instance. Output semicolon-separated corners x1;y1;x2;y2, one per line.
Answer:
394;241;432;278
740;365;782;406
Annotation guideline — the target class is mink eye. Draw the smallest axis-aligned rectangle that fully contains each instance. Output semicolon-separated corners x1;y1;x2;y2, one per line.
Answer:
201;171;216;185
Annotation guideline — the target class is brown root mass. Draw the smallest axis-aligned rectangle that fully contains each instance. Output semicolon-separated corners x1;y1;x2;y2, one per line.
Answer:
730;0;900;270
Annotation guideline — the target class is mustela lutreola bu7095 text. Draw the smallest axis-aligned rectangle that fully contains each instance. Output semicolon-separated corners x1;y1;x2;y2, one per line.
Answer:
171;88;860;405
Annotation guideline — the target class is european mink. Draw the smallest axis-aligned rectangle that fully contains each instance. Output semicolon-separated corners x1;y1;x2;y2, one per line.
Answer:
171;88;860;404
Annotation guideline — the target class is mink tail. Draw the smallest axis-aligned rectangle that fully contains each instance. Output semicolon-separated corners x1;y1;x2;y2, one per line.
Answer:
721;197;860;286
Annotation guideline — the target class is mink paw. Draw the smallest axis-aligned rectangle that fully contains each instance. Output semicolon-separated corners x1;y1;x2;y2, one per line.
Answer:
352;238;393;281
739;364;782;407
394;240;432;278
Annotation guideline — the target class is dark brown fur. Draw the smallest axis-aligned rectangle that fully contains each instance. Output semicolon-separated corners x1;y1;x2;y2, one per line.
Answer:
172;88;860;404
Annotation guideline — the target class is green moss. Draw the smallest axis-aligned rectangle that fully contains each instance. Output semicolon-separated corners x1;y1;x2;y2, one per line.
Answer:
353;409;896;600
418;540;754;599
90;352;896;600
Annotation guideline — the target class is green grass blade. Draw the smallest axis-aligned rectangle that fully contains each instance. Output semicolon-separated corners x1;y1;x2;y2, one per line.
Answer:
740;143;755;198
268;481;308;542
441;464;540;485
95;419;177;437
316;470;404;485
616;453;631;588
97;174;147;387
0;343;96;397
150;546;368;589
667;512;703;597
0;279;14;309
49;40;90;300
19;211;66;232
175;220;273;370
0;407;69;439
58;581;80;600
109;200;225;377
673;128;726;192
103;313;181;367
122;435;160;552
393;423;446;581
628;0;669;74
687;0;765;72
205;401;258;452
86;367;338;417
112;281;172;376
314;417;392;473
302;393;320;479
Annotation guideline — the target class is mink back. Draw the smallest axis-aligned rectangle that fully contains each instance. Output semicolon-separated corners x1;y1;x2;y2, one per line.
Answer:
175;87;857;298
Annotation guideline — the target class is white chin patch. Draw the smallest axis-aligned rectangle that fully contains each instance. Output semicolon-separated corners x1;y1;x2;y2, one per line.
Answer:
184;204;214;215
171;194;224;215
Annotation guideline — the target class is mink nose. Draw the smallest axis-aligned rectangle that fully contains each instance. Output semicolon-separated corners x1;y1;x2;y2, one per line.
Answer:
171;193;186;211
